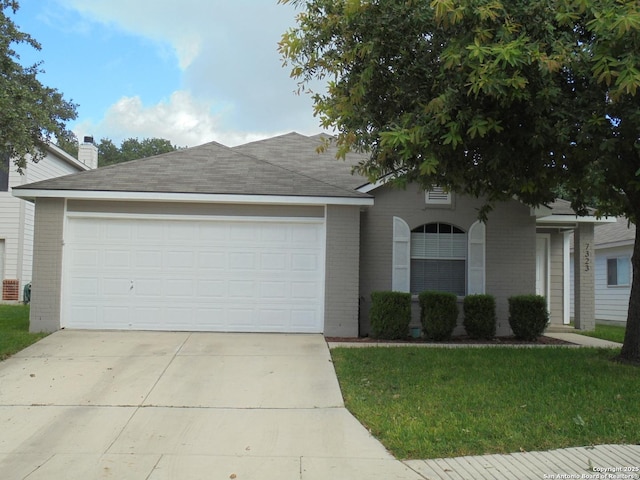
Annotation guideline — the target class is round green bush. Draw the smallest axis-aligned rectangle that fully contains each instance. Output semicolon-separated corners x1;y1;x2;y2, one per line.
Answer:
463;294;496;339
370;291;412;340
419;291;459;341
508;295;549;341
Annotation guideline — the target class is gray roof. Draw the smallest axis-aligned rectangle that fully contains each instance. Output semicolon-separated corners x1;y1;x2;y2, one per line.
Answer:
595;217;636;248
233;132;370;191
13;137;371;200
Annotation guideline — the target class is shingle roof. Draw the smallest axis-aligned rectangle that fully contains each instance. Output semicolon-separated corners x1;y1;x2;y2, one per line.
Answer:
13;137;371;200
233;132;370;191
595;216;636;247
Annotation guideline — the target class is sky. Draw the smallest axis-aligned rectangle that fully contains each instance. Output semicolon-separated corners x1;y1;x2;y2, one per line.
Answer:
11;0;324;148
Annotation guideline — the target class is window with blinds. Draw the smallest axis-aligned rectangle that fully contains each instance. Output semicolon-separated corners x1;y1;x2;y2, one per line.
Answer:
410;223;466;295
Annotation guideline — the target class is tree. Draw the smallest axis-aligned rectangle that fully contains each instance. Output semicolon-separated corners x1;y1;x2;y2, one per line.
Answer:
279;0;640;363
98;137;179;167
0;0;77;172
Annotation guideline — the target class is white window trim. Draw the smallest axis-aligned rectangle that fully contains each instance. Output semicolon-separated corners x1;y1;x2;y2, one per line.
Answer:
607;255;631;287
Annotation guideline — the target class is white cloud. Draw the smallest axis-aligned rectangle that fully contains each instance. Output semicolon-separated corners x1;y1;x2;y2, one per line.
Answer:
60;0;325;144
74;90;283;147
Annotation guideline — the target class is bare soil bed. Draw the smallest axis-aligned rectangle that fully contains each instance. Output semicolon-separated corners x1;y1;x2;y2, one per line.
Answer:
325;335;574;345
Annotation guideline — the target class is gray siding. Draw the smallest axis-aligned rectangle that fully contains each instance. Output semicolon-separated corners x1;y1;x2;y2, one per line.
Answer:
324;205;361;337
359;184;536;336
571;244;632;323
29;198;65;332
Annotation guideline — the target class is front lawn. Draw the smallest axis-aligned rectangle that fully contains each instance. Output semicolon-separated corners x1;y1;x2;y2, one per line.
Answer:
331;347;640;459
0;305;48;361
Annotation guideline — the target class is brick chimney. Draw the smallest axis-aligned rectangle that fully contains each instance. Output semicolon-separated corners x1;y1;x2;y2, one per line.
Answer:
78;136;98;169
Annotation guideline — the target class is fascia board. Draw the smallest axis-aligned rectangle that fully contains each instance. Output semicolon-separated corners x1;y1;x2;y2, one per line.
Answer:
536;215;617;226
11;188;375;206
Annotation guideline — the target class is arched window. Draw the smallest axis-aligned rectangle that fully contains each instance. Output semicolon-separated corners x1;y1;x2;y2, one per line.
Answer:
410;223;467;296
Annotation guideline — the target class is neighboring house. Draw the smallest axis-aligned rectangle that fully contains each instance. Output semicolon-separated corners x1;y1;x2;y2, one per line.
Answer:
13;133;606;336
1;139;97;302
570;217;636;324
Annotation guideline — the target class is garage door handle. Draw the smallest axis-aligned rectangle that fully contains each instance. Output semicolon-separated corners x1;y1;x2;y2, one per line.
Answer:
130;281;134;291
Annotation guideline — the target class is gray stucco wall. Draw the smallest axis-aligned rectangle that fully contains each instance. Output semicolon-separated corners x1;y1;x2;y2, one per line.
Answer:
29;198;65;332
359;184;537;336
324;205;361;337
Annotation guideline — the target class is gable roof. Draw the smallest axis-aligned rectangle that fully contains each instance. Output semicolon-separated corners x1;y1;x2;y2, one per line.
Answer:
13;138;372;204
594;217;636;248
232;132;369;191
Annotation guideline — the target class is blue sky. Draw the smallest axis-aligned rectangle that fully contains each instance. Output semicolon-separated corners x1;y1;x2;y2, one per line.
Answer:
12;0;322;147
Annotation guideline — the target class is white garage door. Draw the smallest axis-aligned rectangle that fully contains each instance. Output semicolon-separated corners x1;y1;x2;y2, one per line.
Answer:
62;216;325;332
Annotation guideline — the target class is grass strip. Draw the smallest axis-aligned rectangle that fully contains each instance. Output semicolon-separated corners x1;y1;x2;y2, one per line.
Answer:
331;346;640;459
0;305;48;361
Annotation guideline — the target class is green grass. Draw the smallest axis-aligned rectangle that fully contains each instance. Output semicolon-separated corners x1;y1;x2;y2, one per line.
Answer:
575;323;626;344
0;305;48;361
331;347;640;459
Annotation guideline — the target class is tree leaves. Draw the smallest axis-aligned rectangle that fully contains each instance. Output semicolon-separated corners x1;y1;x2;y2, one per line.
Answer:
0;1;77;172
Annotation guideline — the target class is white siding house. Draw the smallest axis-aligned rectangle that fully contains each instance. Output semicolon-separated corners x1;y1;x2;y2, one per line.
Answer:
571;217;636;324
1;140;96;302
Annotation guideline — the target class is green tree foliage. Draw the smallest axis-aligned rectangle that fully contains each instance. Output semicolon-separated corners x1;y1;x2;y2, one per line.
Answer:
97;137;179;167
279;0;640;362
0;1;77;172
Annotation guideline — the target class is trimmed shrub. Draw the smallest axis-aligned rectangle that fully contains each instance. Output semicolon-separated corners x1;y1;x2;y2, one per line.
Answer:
508;295;549;341
370;291;412;340
463;294;496;339
419;291;459;341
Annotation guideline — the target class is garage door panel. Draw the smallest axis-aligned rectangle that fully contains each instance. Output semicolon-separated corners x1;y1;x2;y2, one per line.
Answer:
70;277;99;296
104;250;130;268
291;310;319;331
228;309;255;328
260;281;287;299
69;306;98;328
103;306;130;328
102;278;131;296
166;250;195;268
291;282;320;299
228;280;256;298
229;252;256;270
134;250;163;269
198;252;226;269
105;222;133;241
71;249;100;268
63;217;324;333
197;280;226;298
134;278;163;297
260;253;287;270
193;308;225;327
292;224;321;244
291;253;318;271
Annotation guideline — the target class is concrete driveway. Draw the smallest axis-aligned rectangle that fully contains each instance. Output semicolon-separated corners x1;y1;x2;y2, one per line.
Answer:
0;331;421;479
